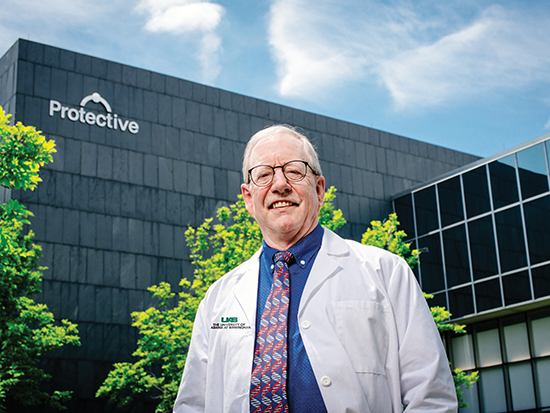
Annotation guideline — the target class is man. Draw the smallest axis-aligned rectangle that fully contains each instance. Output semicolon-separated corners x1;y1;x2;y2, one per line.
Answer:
174;125;457;412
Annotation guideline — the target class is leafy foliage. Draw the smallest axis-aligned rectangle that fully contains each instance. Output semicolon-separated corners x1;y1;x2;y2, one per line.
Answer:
97;187;346;412
0;108;56;190
0;106;80;410
360;213;478;408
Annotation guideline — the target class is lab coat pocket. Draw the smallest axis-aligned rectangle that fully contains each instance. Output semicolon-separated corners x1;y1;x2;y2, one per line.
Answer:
330;300;388;375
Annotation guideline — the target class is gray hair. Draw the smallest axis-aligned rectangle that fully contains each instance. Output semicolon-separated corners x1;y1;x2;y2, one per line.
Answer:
242;124;323;183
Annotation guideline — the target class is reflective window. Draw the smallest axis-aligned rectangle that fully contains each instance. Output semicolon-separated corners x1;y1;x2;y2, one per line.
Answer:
477;327;502;367
414;186;438;235
458;381;480;413
523;195;550;265
463;166;491;218
428;291;447;309
452;333;476;370
479;367;507;413
532;264;550;299
448;285;474;318
438;176;464;227
475;278;502;312
468;216;498;280
516;143;549;200
418;234;444;292
394;194;415;238
445;309;550;413
489;155;519;209
508;362;536;410
503;321;530;362
495;207;527;272
502;271;531;306
531;316;550;357
535;358;550;407
443;225;470;287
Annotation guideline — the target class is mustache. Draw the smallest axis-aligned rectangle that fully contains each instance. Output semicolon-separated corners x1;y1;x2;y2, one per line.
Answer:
265;195;300;206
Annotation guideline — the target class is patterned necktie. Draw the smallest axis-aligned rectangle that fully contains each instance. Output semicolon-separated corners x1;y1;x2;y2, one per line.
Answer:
250;251;292;413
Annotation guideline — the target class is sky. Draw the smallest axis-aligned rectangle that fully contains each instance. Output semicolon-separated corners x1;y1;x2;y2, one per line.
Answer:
1;0;550;158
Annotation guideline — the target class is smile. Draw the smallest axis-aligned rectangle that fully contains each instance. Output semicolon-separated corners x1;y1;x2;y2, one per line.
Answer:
270;201;296;209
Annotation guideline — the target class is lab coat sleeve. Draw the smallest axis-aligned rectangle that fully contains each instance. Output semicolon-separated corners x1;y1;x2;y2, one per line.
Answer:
173;299;209;413
387;259;457;412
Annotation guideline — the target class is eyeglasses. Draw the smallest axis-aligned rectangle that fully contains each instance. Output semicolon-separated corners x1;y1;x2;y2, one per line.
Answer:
247;160;319;187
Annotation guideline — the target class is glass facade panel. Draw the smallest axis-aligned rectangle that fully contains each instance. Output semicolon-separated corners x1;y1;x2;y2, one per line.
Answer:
414;186;438;235
516;143;549;200
479;367;507;413
468;216;498;280
443;225;470;287
394;194;415;238
475;278;502;312
458;381;480;413
503;322;530;362
418;234;444;292
392;136;550;321
502;270;531;306
532;264;550;299
438;176;464;227
428;291;447;309
463;166;491;218
535;358;550;407
489;155;519;209
524;195;550;265
477;328;502;367
452;334;476;370
495;207;527;273
508;362;536;410
448;286;474;318
531;316;550;357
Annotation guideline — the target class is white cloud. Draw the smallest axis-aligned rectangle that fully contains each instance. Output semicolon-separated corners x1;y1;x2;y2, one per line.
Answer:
379;7;550;109
136;0;225;82
267;1;550;109
138;1;223;34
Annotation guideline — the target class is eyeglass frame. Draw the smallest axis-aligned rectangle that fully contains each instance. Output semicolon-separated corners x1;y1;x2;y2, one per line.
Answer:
247;160;320;187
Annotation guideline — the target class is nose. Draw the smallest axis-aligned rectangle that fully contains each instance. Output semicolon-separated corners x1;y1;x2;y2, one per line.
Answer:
270;168;291;192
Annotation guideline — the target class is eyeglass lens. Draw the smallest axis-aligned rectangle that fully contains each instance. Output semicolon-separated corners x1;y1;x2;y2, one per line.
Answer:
250;161;307;186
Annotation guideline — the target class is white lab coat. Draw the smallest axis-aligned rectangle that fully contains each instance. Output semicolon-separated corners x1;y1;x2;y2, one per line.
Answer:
173;228;457;413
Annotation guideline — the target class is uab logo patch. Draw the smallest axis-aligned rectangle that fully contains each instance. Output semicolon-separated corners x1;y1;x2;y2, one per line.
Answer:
211;317;251;330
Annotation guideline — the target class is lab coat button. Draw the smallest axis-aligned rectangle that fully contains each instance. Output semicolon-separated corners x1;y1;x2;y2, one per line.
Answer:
301;320;311;329
321;376;331;387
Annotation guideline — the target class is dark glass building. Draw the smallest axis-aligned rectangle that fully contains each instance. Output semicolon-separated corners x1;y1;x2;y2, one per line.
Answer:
393;134;550;412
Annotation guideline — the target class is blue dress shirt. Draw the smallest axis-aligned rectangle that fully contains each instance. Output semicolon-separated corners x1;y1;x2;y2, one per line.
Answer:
254;224;327;413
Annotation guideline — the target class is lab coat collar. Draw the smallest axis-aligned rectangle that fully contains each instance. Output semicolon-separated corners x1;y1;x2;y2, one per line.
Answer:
299;228;349;315
231;228;349;326
232;248;262;326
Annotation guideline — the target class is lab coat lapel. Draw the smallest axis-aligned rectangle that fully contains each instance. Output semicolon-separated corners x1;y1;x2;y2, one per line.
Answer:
232;248;262;326
299;229;349;314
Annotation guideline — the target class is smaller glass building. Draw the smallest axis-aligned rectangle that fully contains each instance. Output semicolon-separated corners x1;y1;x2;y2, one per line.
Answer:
393;134;550;412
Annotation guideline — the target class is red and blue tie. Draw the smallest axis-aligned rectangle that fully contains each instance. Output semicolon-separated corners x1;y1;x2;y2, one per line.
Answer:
250;251;292;413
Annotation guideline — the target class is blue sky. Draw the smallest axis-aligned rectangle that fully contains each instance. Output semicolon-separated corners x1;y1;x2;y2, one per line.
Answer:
1;0;550;157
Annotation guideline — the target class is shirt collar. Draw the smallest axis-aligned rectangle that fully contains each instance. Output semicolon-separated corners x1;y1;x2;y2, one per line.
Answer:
262;224;324;269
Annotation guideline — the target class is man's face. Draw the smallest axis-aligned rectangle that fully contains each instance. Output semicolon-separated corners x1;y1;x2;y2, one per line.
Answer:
241;133;325;250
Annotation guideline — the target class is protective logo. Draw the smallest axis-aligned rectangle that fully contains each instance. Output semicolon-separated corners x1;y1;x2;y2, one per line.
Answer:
49;92;139;134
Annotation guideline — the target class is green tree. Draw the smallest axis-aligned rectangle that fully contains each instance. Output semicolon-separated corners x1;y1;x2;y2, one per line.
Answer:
0;107;80;411
362;213;478;407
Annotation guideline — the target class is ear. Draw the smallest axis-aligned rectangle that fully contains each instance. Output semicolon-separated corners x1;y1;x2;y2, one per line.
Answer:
241;183;256;218
315;176;325;208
